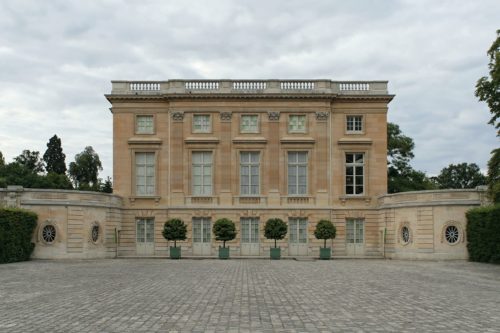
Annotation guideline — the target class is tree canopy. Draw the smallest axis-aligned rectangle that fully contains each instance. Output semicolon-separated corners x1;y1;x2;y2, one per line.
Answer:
68;146;103;190
432;163;486;189
475;29;500;136
14;150;45;174
0;151;4;167
487;148;500;203
43;135;67;174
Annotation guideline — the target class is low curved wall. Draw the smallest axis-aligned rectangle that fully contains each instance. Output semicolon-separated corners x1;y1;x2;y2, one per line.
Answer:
378;189;487;260
0;187;122;259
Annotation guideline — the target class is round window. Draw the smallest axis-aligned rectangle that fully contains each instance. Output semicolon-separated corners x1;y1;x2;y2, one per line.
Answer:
401;226;410;244
42;225;56;243
445;225;459;244
91;225;99;243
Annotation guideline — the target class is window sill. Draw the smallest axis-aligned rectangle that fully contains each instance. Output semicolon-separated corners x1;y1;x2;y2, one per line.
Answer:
339;195;371;205
280;137;315;144
129;196;161;204
232;137;267;144
128;137;162;145
338;138;372;145
184;137;220;144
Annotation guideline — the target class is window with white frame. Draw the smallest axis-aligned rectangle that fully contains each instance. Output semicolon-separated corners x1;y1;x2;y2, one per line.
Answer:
136;115;154;134
288;115;306;133
240;115;259;133
193;115;211;133
240;152;260;195
346;115;363;133
345;153;364;195
136;152;155;196
192;152;212;195
288;152;308;195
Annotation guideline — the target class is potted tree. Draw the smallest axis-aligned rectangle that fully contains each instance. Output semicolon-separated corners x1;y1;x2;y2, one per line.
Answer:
213;218;237;259
162;218;187;259
264;218;287;259
314;219;336;260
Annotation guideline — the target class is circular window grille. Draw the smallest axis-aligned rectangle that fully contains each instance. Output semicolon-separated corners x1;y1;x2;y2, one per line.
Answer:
401;226;410;244
445;225;459;244
42;225;56;243
91;225;99;243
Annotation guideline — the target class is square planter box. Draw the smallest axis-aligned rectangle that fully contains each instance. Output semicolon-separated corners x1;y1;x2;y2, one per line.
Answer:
219;246;230;259
319;247;331;260
270;247;281;260
170;246;181;259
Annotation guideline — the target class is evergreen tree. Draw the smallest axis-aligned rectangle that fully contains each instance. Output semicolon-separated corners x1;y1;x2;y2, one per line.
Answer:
100;177;113;193
43;135;67;174
0;151;5;167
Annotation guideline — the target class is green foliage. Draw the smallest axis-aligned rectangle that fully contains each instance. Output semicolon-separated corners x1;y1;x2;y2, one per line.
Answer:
212;218;237;248
264;218;287;248
314;220;337;248
14;150;45;174
68;146;103;190
0;208;37;264
0;151;4;166
487;148;500;203
162;218;187;248
387;122;436;193
0;163;72;189
100;177;113;193
475;29;500;135
433;163;487;189
43;135;67;174
466;205;500;264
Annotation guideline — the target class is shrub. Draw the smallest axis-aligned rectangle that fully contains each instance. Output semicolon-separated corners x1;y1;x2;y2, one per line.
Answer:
0;208;37;264
314;220;337;248
264;218;287;248
162;218;187;248
466;205;500;264
213;218;237;248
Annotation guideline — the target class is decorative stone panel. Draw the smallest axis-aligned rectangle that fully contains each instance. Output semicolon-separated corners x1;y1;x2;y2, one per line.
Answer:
315;112;329;121
267;111;280;121
171;111;184;121
220;112;232;122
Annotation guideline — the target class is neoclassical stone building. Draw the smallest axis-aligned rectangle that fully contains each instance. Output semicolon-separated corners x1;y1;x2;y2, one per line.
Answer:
0;79;488;259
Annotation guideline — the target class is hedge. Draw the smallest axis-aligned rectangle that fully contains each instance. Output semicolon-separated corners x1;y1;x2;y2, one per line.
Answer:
466;205;500;264
0;208;38;264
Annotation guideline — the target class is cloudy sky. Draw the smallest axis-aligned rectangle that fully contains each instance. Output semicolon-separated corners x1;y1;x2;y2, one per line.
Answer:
0;0;498;180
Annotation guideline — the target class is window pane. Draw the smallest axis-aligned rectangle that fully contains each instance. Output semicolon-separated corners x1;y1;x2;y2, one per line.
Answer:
346;154;353;163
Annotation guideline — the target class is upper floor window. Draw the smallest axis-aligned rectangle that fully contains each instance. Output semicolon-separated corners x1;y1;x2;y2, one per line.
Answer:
288;115;306;133
192;151;212;195
346;115;363;133
240;152;260;195
345;153;364;195
240;115;259;133
136;115;154;134
136;152;155;196
193;115;211;133
288;151;308;195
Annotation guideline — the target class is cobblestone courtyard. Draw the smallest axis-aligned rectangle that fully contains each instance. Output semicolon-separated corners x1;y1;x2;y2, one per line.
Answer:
0;259;499;332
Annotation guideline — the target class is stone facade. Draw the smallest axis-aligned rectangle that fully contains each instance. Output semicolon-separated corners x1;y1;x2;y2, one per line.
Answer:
0;80;487;260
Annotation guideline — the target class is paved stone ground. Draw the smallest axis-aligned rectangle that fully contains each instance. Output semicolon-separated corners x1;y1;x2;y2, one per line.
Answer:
0;259;499;333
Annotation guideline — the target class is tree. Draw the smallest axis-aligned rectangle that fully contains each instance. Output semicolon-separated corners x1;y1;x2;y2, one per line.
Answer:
68;146;103;190
264;218;287;248
433;163;487;189
14;150;44;174
487;148;500;203
100;177;113;193
212;218;237;248
387;123;436;193
475;29;500;135
314;220;336;249
0;151;4;167
0;162;72;189
162;219;187;248
43;135;67;174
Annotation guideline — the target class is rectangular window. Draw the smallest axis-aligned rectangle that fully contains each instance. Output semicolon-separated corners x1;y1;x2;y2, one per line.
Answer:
345;153;364;195
288;152;308;195
240;115;259;133
288;115;306;133
136;115;154;134
135;152;155;196
346;115;363;133
240;152;260;195
193;115;211;133
192;152;212;195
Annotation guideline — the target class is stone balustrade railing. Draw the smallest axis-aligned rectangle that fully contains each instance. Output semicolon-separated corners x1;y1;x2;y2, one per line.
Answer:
110;79;389;95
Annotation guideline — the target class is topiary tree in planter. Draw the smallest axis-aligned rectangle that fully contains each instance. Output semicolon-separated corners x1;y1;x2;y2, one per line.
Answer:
213;218;237;259
162;218;187;259
314;219;336;260
264;218;287;259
